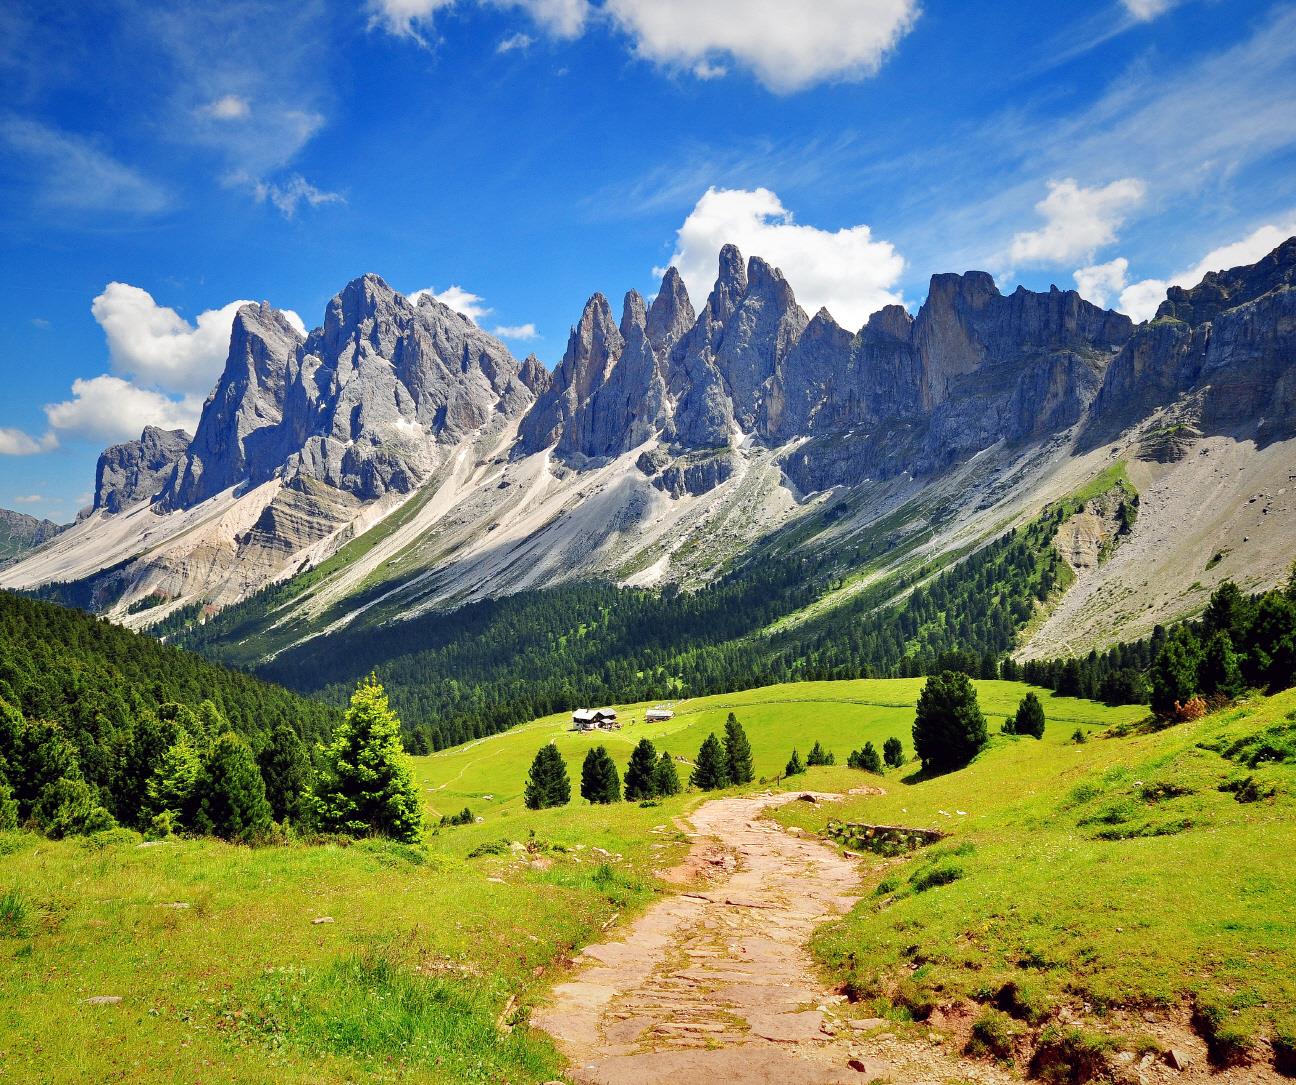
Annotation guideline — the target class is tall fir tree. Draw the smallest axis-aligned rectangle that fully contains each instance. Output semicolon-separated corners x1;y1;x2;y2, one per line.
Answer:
623;738;659;800
1149;627;1202;717
258;723;315;827
784;748;805;776
524;743;570;810
722;713;755;785
315;676;423;842
193;733;271;842
580;746;621;804
690;733;730;791
652;751;682;796
145;725;203;829
912;671;988;772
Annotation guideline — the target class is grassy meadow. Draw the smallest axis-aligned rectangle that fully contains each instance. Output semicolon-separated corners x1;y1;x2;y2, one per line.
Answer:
2;677;1292;1081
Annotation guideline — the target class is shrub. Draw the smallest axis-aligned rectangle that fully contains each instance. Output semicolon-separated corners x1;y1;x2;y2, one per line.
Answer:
912;671;988;772
33;778;117;839
467;838;512;858
438;806;474;827
1072;728;1087;744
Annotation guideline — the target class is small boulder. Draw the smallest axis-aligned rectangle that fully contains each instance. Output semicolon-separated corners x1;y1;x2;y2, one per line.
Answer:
1165;1048;1191;1071
83;996;122;1005
312;916;335;925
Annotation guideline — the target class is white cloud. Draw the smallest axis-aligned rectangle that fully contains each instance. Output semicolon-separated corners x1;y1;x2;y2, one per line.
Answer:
0;117;169;215
91;283;249;396
604;0;919;92
1073;257;1130;308
493;0;590;38
31;318;50;329
660;186;905;330
202;94;250;120
497;31;534;52
1009;178;1146;267
13;494;45;505
282;309;308;337
368;0;456;41
411;285;494;324
493;322;539;340
235;172;344;218
1122;0;1174;20
45;376;201;444
0;428;58;456
1113;217;1296;321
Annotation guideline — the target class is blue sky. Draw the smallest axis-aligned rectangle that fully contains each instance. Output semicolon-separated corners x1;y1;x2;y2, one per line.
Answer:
2;0;1294;518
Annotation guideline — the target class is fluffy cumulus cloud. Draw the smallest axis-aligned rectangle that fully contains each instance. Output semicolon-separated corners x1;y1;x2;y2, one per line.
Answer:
1074;216;1296;321
0;428;58;456
604;0;919;92
45;377;202;444
91;283;251;396
493;322;538;340
660;186;905;330
1009;178;1146;267
410;284;493;324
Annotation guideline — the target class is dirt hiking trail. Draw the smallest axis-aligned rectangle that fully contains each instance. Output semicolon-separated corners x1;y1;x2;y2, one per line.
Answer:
533;791;1012;1085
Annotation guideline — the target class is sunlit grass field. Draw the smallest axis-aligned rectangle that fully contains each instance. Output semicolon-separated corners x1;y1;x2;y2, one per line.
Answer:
3;678;1291;1081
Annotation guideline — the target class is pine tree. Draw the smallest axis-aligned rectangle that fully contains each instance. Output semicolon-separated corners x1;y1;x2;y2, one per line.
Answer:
315;676;423;841
912;671;988;772
524;743;570;809
193;733;271;842
1149;627;1202;717
690;733;730;791
258;723;314;827
784;748;805;776
722;713;754;785
581;746;620;804
0;780;17;831
882;736;905;768
652;751;681;796
1013;692;1046;739
1198;630;1244;699
623;738;659;800
145;725;203;828
806;740;835;766
848;741;882;774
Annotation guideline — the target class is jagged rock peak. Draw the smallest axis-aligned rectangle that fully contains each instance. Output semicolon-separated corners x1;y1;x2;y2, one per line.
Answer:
865;303;914;340
646;266;695;354
705;243;749;323
746;254;796;306
1156;234;1296;325
620;290;647;338
96;426;191;514
518;354;552;396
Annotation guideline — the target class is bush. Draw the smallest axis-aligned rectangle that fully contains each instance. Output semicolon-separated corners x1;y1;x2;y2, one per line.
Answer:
1071;728;1087;744
438;806;474;827
912;671;988;772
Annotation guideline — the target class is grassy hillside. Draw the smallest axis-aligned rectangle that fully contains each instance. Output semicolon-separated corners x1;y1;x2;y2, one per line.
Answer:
775;686;1296;1074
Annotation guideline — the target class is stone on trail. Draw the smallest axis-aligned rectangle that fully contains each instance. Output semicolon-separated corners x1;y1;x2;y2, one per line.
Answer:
1165;1048;1191;1071
312;916;335;924
83;996;123;1005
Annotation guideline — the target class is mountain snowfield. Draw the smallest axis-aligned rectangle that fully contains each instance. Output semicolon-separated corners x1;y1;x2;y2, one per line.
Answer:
4;237;1296;661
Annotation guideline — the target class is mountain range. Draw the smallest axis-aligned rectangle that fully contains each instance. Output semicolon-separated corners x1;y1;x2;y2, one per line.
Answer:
4;237;1295;670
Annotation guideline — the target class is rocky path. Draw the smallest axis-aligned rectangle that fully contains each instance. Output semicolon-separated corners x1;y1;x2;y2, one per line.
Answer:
533;792;1011;1085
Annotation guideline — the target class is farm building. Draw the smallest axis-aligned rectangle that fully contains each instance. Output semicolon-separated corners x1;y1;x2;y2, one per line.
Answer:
645;706;674;722
572;707;619;731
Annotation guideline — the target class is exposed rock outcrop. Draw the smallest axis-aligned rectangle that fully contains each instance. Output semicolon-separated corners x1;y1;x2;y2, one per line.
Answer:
95;426;192;513
0;508;63;564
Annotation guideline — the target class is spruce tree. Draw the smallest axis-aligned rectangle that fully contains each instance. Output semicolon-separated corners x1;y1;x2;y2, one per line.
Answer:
0;780;16;831
1149;627;1202;717
624;738;659;801
1198;630;1244;699
315;676;423;841
806;740;835;766
652;751;681;796
882;736;905;768
1013;692;1046;739
848;741;883;774
722;713;754;785
581;746;620;804
784;748;805;776
912;671;988;772
524;743;570;810
258;723;314;827
193;733;271;842
145;725;203;829
690;733;730;791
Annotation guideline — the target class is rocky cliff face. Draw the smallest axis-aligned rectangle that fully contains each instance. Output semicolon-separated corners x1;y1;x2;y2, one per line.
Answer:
95;426;192;513
1085;237;1296;447
0;508;63;565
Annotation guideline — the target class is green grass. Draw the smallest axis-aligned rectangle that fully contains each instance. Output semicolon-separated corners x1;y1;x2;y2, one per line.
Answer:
772;686;1296;1063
